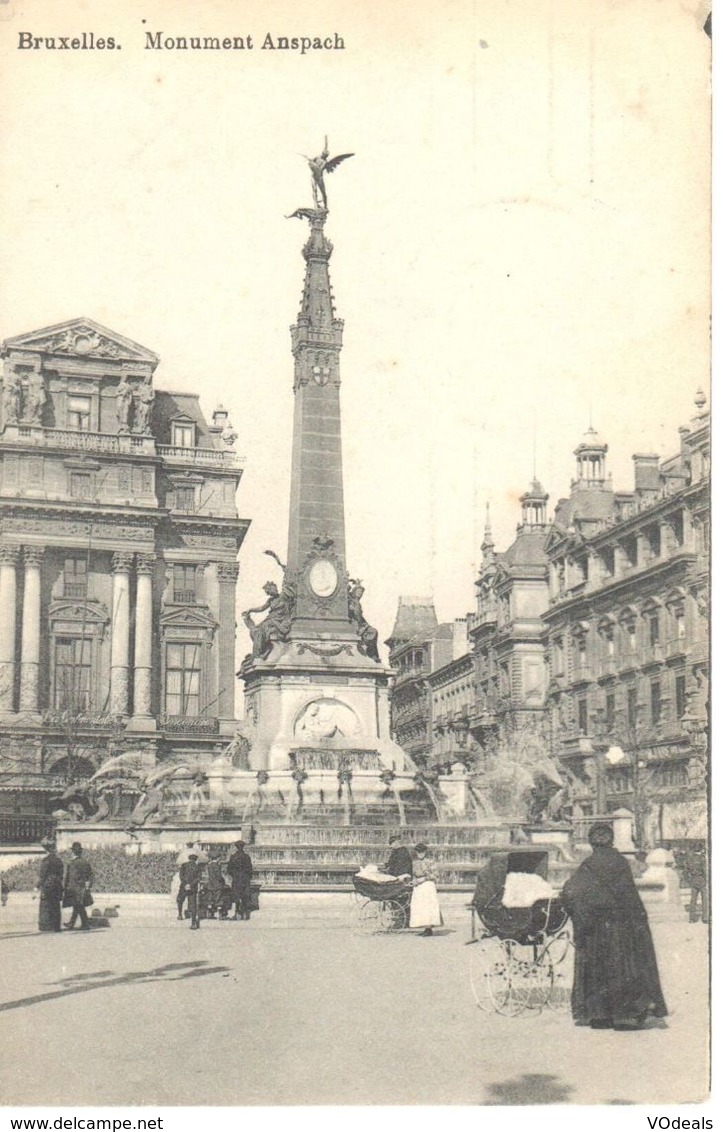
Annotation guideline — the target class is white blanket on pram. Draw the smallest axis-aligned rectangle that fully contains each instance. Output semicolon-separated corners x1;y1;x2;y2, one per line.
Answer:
356;865;399;883
501;872;554;908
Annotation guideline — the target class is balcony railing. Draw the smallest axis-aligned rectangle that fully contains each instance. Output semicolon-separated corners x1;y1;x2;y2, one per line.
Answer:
172;590;197;605
0;813;56;845
63;582;88;599
160;715;219;734
28;428;153;455
157;444;244;468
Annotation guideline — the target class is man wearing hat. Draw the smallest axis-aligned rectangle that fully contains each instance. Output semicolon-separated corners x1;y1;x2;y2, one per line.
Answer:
382;833;413;925
37;838;64;932
63;842;94;930
178;853;203;929
382;833;413;880
226;840;253;920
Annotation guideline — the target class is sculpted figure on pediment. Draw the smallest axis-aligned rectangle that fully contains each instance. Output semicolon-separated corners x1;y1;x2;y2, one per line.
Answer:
2;371;21;424
23;372;46;424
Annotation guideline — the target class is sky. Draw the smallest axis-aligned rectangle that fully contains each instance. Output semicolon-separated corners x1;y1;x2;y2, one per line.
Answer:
0;0;711;674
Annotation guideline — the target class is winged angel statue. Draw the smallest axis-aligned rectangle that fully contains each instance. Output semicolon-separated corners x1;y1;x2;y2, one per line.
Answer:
287;137;353;216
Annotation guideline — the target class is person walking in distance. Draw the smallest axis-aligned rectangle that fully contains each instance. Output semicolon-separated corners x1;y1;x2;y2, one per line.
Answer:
178;853;202;930
37;838;64;932
227;840;253;920
63;842;93;931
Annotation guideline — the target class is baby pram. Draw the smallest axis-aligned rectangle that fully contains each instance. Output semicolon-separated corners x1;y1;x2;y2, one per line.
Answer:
351;873;412;933
468;850;571;1015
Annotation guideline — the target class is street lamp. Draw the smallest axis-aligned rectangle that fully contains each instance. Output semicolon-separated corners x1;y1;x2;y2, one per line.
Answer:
680;710;707;791
589;707;611;816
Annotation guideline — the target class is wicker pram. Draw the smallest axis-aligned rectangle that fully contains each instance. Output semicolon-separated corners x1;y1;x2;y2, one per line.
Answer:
468;850;572;1015
472;850;567;944
352;874;412;901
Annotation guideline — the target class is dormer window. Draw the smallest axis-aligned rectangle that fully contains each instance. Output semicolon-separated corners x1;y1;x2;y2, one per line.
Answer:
68;395;91;431
173;422;195;448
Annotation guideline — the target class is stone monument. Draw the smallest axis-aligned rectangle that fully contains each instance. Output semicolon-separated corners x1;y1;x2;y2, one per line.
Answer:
239;142;414;799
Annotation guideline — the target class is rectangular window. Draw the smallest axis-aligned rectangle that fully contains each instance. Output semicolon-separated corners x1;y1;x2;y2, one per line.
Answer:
578;697;588;734
63;556;88;599
173;423;195;448
68;395;91;431
173;564;197;604
54;637;92;711
606;692;616;731
627;686;638;728
651;681;662;725
676;675;686;720
649;614;660;646
165;642;201;717
174;486;195;512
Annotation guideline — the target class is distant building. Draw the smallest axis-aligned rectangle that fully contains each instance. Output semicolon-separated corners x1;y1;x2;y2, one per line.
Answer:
543;398;709;837
0;318;249;812
386;397;709;842
468;485;551;767
386;598;463;767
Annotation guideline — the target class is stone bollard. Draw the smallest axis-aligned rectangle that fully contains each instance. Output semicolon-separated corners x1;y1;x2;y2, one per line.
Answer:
611;808;635;853
638;847;685;917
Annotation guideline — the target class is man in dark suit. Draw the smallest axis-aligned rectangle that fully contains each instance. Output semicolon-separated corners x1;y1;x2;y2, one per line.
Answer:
383;834;413;879
178;854;203;930
382;834;413;926
64;842;93;930
227;841;253;920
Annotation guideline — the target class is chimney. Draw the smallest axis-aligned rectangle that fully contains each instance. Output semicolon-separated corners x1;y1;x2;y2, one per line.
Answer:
632;453;660;494
211;404;229;432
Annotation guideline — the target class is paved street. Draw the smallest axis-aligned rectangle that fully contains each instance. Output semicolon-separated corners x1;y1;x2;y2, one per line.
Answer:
0;893;709;1107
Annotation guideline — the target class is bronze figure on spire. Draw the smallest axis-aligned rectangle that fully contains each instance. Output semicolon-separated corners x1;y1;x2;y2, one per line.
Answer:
293;136;353;214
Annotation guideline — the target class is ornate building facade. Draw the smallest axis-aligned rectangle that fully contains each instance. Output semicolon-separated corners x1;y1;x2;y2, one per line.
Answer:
543;400;709;837
386;598;459;767
0;318;248;812
386;397;709;839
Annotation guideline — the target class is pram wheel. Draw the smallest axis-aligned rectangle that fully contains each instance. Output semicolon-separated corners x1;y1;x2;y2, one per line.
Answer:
354;899;383;934
470;937;551;1016
378;898;406;932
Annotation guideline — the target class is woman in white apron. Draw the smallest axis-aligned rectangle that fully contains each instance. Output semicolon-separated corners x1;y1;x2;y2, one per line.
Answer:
409;843;442;936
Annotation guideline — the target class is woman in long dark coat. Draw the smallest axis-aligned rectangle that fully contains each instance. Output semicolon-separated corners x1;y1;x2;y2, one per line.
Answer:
37;838;64;933
561;822;667;1030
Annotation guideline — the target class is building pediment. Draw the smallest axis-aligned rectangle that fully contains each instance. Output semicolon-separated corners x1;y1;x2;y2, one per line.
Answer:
160;605;218;631
2;318;159;367
48;598;110;625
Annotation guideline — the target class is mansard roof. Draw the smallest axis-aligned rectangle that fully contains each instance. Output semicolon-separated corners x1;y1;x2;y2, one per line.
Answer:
154;390;215;448
2;317;160;367
385;597;439;648
500;528;549;569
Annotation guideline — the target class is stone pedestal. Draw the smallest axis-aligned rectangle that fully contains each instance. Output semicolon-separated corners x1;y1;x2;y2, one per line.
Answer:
437;764;469;815
611;807;636;853
639;847;685;913
243;638;410;774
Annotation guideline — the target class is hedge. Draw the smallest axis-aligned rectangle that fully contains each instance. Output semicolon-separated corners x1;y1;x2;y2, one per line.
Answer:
2;848;181;893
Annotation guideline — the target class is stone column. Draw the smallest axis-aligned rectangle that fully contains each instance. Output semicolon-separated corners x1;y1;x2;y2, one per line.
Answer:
0;544;19;712
110;551;132;716
19;546;44;713
217;561;239;727
132;553;154;722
